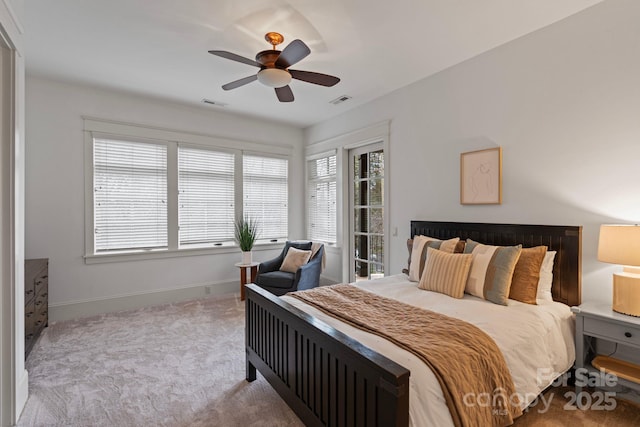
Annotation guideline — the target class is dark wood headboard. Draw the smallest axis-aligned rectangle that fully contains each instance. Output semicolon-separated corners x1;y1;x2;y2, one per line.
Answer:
410;221;582;306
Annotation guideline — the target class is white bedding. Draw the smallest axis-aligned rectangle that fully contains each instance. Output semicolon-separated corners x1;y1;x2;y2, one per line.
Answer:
282;274;575;427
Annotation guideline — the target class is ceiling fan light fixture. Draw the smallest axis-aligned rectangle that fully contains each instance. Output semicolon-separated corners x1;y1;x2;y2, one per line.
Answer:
257;68;292;88
209;32;339;102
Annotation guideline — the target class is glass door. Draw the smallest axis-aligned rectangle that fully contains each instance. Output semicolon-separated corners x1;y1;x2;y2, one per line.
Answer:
349;144;384;281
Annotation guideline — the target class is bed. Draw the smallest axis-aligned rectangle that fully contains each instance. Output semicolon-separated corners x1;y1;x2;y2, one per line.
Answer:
245;221;582;426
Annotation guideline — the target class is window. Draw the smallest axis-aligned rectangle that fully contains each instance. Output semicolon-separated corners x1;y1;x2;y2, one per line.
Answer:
178;146;235;247
86;123;292;262
307;153;337;243
93;138;167;252
243;155;288;242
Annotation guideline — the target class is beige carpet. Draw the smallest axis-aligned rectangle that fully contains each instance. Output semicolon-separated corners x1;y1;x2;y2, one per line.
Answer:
18;294;303;427
18;293;640;426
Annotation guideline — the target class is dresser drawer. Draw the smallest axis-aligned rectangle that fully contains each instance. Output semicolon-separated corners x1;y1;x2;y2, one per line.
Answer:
35;274;48;297
25;299;36;336
25;334;36;358
25;258;49;359
584;317;640;348
34;297;48;330
24;283;35;305
25;259;47;303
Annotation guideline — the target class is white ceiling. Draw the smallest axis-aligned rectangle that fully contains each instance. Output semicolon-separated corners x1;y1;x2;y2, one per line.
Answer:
23;0;604;128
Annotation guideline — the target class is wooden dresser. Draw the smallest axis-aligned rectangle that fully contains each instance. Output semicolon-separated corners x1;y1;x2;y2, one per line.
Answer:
25;258;48;358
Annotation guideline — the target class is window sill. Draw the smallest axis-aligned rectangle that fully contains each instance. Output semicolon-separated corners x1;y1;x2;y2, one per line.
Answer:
84;241;286;264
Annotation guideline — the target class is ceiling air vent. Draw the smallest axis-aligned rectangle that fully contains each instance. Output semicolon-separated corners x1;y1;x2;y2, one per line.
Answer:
329;95;352;105
202;98;228;107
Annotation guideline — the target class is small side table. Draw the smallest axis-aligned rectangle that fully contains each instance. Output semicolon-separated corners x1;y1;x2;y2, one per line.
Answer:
235;262;259;301
573;302;640;395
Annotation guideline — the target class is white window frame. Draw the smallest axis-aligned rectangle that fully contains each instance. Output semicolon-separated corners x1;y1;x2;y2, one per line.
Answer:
93;136;170;253
306;150;337;245
242;151;290;245
177;143;237;249
83;118;292;264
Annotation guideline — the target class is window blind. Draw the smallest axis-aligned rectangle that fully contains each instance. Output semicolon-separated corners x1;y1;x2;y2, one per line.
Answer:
94;138;168;252
307;154;337;243
243;155;288;241
178;146;235;246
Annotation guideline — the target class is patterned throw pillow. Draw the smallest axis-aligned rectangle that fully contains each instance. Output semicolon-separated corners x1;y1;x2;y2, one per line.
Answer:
464;239;522;305
408;236;461;282
509;246;547;304
279;247;312;273
418;247;473;298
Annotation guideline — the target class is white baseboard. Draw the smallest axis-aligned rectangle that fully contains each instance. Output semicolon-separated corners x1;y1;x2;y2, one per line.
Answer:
49;281;237;322
16;368;28;420
320;275;340;286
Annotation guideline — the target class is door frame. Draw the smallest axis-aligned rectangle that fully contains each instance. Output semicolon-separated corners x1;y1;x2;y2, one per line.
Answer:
339;126;390;284
303;121;390;285
347;142;384;282
0;3;26;425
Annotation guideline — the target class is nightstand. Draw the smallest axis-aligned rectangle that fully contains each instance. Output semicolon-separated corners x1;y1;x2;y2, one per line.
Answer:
572;302;640;395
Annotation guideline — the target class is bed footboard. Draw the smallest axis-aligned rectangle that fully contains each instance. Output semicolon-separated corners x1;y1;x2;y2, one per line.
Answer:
245;284;410;427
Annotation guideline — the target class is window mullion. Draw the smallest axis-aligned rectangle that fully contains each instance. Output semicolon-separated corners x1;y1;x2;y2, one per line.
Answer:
235;153;244;221
167;142;179;250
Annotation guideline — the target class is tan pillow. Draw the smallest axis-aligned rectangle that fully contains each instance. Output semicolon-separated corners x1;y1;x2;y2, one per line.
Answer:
439;238;460;253
453;240;466;253
402;238;413;275
510;246;547;304
280;247;312;273
407;236;461;282
418;247;473;299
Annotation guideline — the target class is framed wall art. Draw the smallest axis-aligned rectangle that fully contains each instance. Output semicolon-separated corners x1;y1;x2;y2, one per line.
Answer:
460;147;502;205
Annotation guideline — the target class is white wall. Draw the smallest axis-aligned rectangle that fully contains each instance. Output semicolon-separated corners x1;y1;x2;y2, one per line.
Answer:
305;0;640;304
25;76;304;317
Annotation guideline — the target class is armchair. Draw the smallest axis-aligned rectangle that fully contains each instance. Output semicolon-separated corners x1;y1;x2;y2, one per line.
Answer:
254;241;324;296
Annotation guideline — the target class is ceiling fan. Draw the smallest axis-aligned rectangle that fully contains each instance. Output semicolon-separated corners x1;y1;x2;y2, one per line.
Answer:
209;32;340;102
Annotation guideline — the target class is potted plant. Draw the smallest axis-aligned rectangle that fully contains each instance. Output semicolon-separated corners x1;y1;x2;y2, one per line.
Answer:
234;216;259;264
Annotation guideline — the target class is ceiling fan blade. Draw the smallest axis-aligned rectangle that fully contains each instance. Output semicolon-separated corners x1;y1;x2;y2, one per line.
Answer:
222;75;258;91
208;50;261;67
289;70;340;87
275;85;294;102
275;39;310;69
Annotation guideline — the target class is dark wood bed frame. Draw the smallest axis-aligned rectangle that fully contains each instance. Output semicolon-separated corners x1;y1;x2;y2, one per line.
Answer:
245;221;582;426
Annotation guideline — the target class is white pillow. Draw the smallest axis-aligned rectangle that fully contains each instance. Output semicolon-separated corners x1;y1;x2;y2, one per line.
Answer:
536;251;556;301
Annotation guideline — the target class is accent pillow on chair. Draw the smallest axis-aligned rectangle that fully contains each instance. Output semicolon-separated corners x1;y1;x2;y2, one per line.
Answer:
280;247;312;273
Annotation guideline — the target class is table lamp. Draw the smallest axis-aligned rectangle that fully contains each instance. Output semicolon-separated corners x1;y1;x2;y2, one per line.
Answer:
598;224;640;316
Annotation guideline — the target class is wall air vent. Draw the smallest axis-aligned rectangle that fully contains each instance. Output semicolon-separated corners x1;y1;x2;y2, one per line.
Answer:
329;95;352;105
202;98;228;107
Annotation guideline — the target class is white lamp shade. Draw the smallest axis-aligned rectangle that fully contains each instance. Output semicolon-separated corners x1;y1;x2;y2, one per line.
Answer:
598;224;640;266
257;68;292;88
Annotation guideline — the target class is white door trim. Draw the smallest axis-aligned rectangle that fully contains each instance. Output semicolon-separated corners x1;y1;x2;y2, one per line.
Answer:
0;2;26;424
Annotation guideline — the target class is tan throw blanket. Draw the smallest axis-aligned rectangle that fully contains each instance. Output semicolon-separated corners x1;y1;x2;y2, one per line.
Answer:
289;284;522;427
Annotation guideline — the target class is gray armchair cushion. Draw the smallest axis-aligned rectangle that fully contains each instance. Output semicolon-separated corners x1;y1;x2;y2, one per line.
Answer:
255;270;295;289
